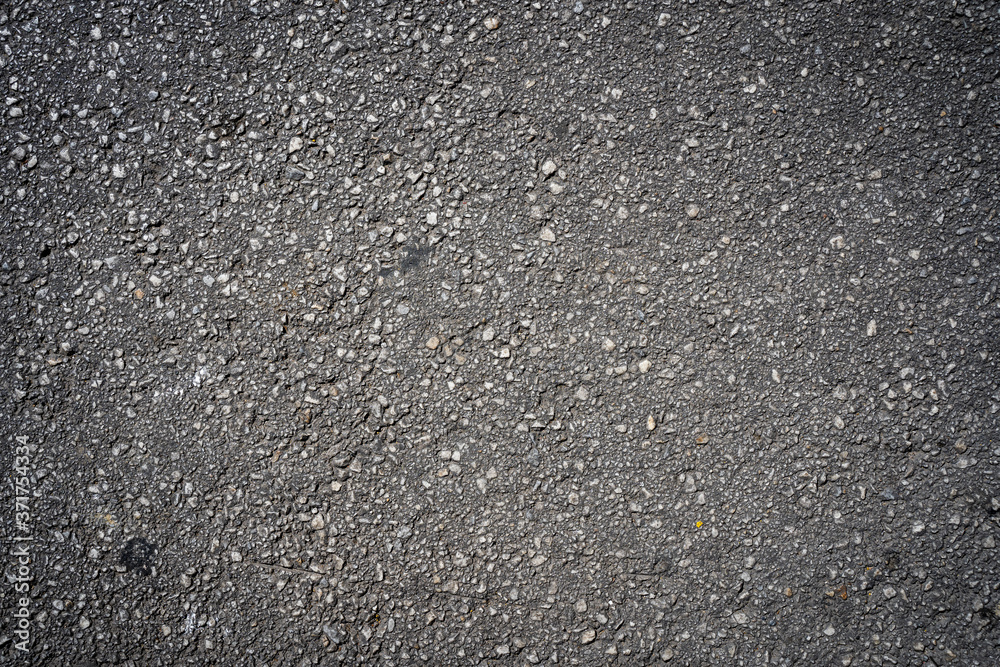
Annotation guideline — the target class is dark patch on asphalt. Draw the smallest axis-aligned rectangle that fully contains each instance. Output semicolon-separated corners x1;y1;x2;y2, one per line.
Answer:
120;538;157;576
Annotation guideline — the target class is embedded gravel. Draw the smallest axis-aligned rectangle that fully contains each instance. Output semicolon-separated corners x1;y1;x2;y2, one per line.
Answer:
2;1;999;665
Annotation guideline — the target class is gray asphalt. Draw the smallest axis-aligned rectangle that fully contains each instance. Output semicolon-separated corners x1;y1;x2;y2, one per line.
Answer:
2;0;999;665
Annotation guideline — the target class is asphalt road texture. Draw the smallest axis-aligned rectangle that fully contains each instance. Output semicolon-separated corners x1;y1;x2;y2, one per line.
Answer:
2;0;999;665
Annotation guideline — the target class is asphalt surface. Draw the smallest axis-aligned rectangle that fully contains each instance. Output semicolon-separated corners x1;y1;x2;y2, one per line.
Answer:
2;1;999;665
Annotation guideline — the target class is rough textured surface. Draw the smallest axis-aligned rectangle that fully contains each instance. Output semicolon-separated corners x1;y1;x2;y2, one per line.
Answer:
2;1;999;665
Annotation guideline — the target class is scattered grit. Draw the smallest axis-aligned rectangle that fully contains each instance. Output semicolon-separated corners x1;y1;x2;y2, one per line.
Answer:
1;1;998;665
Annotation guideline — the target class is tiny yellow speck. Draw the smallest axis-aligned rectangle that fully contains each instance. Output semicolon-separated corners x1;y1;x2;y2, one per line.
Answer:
696;521;703;528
